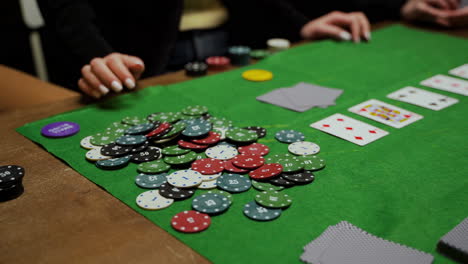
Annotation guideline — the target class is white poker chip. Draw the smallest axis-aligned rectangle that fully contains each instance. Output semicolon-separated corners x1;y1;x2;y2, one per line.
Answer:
166;169;203;188
200;172;222;182
80;136;97;149
205;145;238;160
288;141;320;156
85;147;111;161
198;179;217;190
136;190;174;210
267;38;290;51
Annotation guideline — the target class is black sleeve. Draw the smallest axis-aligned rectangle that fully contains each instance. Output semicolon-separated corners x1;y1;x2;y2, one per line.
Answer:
37;0;113;66
347;0;407;21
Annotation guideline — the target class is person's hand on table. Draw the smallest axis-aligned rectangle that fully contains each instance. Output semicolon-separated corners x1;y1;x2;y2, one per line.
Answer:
401;0;460;27
300;11;371;43
78;53;145;99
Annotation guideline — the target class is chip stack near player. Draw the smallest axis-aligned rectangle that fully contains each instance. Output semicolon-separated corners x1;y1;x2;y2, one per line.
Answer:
267;38;290;53
227;46;251;66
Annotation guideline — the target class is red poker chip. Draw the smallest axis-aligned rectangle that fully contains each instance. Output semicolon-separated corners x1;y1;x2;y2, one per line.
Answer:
206;56;230;67
249;163;283;180
191;158;225;175
224;159;249;173
178;140;210;150
191;131;221;145
238;143;270;156
171;210;211;233
232;154;265;169
146;122;172;138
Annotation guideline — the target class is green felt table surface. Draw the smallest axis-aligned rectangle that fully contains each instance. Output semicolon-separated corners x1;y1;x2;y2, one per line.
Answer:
17;25;468;263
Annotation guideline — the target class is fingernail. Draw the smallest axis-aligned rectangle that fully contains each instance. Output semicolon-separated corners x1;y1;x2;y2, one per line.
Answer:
125;78;136;89
339;32;352;41
111;81;123;92
98;85;109;95
91;90;101;99
355;38;361;44
365;32;372;41
134;60;144;66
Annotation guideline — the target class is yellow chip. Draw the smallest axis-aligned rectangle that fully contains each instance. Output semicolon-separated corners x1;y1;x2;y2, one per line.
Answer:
242;69;273;82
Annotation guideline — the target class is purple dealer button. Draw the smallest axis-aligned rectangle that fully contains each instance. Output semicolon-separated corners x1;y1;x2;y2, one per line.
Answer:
41;121;80;138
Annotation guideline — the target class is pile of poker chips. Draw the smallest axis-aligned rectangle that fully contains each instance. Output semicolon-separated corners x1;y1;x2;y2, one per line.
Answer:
228;46;251;66
267;38;290;53
184;62;208;77
0;165;25;202
79;105;326;233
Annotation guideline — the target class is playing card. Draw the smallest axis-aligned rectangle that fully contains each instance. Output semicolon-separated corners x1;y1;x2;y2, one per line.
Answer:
387;86;458;111
438;217;468;259
310;113;389;146
449;64;468;79
256;88;309;112
420;74;468;96
348;99;423;128
280;82;343;108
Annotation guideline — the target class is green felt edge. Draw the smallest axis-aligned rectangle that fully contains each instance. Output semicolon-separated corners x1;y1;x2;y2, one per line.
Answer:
16;25;468;263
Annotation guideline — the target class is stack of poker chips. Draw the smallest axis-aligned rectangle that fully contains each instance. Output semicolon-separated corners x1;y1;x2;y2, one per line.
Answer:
250;49;271;60
205;56;230;71
437;217;468;263
228;46;251;66
184;62;208;77
267;38;290;53
0;165;25;202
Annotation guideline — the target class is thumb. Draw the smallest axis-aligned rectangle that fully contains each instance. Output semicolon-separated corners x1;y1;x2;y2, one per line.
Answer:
123;55;145;79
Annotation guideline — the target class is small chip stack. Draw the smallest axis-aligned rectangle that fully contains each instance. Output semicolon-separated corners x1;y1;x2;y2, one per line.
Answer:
184;62;208;77
250;50;271;60
205;56;230;71
267;38;290;53
228;46;251;66
0;165;25;202
76;105;327;234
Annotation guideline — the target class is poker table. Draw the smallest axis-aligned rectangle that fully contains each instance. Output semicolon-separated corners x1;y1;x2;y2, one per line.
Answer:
1;23;468;264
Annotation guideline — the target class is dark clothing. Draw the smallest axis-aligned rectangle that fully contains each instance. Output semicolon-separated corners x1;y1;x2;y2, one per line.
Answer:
38;0;406;89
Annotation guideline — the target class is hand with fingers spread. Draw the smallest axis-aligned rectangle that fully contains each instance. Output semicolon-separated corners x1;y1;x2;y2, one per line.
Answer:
300;11;371;43
445;6;468;27
401;0;460;27
78;53;145;99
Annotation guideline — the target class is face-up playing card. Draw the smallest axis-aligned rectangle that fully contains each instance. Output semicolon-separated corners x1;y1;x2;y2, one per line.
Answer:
310;113;389;146
348;99;423;128
449;64;468;79
420;74;468;96
387;86;459;111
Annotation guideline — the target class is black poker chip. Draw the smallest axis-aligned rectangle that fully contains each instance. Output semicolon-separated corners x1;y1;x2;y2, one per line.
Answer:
158;183;196;200
243;126;267;138
131;146;162;163
185;62;208;77
100;143;132;157
270;176;295;187
0;184;24;202
281;171;315;184
0;165;25;188
131;141;149;153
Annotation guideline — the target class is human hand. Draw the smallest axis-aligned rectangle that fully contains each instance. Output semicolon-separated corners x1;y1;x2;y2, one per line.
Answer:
445;6;468;27
401;0;459;27
300;11;371;43
78;53;145;99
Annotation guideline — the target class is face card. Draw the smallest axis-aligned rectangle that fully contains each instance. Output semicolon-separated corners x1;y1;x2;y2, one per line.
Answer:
348;99;423;128
387;86;458;111
310;113;389;146
420;74;468;96
449;64;468;79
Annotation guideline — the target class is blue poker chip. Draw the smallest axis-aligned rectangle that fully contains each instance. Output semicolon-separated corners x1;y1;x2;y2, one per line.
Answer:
125;123;155;135
135;173;167;189
243;201;282;221
216;173;251;193
275;129;305;143
182;119;212;137
115;135;147;146
192;193;231;214
96;155;131;170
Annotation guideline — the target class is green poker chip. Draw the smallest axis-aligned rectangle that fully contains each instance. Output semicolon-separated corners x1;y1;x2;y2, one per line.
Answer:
106;122;130;131
265;153;293;163
255;191;292;208
250;49;271;60
182;105;208;116
195;152;208;160
121;116;145;126
226;128;258;143
137;160;171;174
180;114;202;120
163;151;197;165
243;201;281;221
125;123;155;135
300;155;326;171
182;119;212;137
148;112;182;123
276;157;304;173
162;145;191;156
206;189;233;203
210;117;233;128
96;155;131;170
160;121;186;139
252;180;284;191
192;193;231;214
90;131;120;146
275;129;305;143
135;173;167;189
115;135;147;146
